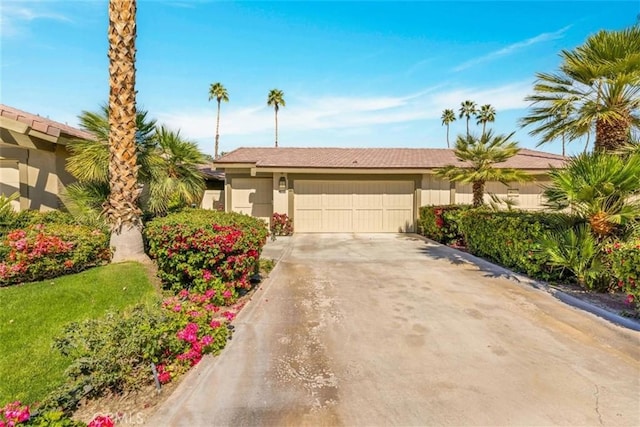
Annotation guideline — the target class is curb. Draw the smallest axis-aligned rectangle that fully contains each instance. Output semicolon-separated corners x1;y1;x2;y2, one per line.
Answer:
414;234;640;332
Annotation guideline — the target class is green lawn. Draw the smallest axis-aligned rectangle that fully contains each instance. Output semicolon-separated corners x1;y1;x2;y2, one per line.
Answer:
0;262;160;405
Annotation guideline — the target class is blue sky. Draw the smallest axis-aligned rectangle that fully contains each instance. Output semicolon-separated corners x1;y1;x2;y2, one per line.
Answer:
1;1;637;156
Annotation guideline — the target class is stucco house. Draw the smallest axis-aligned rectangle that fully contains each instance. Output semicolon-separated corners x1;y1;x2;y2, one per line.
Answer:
214;147;566;233
0;104;92;212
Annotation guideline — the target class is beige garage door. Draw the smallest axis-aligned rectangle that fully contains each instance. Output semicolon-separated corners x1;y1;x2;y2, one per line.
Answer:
294;180;414;232
0;160;20;212
231;178;272;224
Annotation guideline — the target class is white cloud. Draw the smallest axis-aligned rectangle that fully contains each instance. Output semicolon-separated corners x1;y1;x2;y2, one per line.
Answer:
453;25;571;72
0;3;72;38
155;81;532;143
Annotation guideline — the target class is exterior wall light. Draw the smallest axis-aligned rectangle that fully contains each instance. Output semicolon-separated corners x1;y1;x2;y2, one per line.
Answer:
278;176;287;192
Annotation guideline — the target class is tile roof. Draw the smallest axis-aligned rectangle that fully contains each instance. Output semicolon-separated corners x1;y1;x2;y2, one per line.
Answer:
0;104;94;141
197;165;225;181
215;147;566;170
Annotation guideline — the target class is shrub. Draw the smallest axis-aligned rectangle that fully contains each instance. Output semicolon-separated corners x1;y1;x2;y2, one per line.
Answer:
605;239;640;308
0;401;87;426
270;213;293;238
457;210;573;280
48;300;229;412
0;223;110;286
541;223;609;290
145;209;268;292
418;205;471;245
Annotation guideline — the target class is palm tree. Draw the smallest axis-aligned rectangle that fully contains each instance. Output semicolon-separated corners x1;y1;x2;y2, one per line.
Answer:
475;104;496;137
521;26;640;152
458;100;477;138
543;152;640;238
441;109;456;148
66;108;205;216
267;89;285;147
436;131;531;207
145;126;206;214
106;0;144;262
208;82;229;159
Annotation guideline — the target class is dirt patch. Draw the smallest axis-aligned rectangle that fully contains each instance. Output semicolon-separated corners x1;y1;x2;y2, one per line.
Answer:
550;281;639;319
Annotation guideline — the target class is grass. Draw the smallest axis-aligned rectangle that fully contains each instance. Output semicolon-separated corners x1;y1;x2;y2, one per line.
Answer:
0;262;160;405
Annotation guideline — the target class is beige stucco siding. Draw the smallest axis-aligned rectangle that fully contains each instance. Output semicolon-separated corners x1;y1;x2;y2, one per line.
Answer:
454;179;549;210
0;143;74;211
229;177;272;224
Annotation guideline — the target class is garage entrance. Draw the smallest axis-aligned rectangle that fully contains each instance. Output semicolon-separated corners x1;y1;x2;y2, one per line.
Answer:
294;180;414;233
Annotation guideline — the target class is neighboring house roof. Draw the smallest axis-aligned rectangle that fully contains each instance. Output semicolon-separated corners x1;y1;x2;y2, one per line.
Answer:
215;147;566;170
0;104;93;142
197;165;225;181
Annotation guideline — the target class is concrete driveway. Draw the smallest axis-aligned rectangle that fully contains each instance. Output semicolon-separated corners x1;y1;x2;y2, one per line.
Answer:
150;234;640;426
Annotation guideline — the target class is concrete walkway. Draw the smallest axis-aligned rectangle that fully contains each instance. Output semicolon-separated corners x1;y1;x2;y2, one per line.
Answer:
149;234;640;426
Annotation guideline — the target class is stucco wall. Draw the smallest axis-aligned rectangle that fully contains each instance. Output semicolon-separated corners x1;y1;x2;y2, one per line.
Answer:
0;143;74;211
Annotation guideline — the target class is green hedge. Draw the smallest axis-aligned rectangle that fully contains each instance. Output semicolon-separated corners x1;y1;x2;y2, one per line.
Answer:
418;205;471;244
457;210;572;280
605;239;640;308
144;209;269;292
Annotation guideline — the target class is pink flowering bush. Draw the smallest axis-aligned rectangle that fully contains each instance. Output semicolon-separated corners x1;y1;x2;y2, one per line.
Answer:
0;223;110;286
270;213;293;238
145;209;268;292
47;290;233;412
605;239;640;309
0;401;29;426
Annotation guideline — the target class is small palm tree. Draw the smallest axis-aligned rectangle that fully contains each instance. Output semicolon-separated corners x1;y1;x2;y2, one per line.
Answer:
458;100;477;138
66;108;206;217
475;104;496;137
267;89;286;147
441;109;457;148
543;151;640;237
145;126;206;214
436;131;531;207
521;26;640;152
208;82;229;159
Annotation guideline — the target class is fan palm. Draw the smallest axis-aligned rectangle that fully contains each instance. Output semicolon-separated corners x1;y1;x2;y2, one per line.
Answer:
436;131;531;207
521;26;640;152
475;104;496;137
267;89;286;147
458;100;477;138
441;109;456;148
145;126;206;215
66;109;205;216
208;82;229;159
543;151;640;237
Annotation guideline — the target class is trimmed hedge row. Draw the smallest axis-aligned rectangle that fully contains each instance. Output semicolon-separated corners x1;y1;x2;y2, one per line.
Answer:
144;209;269;292
418;205;471;245
456;210;572;280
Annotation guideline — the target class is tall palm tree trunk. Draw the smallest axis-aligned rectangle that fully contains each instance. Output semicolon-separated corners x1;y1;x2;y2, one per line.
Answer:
215;101;221;158
466;118;470;138
446;125;450;148
106;0;145;262
562;133;566;156
274;108;279;148
472;180;485;207
482;122;486;137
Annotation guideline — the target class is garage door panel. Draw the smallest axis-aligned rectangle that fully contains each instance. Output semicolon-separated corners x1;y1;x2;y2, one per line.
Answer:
385;209;413;232
296;209;322;232
354;209;384;232
294;180;414;233
324;209;353;232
